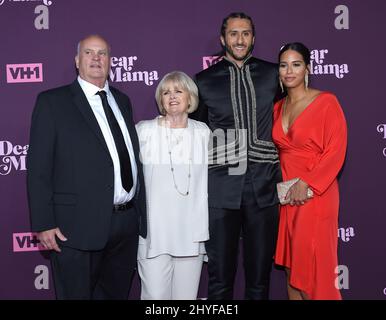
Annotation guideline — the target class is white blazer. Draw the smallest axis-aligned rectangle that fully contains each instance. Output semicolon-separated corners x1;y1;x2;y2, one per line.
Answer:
136;116;210;257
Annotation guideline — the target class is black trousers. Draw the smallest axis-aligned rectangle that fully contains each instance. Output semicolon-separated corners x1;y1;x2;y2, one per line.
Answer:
206;176;279;300
50;206;139;300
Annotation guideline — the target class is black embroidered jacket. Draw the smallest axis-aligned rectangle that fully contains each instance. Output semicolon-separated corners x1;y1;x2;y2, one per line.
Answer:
191;56;282;209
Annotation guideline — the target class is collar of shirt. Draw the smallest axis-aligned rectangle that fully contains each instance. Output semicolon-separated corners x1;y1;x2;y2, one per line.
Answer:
77;75;111;99
223;54;253;68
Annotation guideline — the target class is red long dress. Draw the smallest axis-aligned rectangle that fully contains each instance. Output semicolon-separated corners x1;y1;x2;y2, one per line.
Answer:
272;92;347;300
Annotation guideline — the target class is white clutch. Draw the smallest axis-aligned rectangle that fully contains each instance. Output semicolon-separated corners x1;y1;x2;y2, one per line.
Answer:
276;177;313;205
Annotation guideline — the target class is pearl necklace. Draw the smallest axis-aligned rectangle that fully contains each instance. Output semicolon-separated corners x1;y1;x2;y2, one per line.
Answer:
165;126;191;196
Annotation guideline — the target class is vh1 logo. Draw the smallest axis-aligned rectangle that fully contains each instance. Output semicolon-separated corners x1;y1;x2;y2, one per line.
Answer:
13;232;48;252
202;56;222;70
6;63;43;83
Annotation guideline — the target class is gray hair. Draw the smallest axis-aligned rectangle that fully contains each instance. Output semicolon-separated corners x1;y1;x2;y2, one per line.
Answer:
155;71;199;115
76;34;111;55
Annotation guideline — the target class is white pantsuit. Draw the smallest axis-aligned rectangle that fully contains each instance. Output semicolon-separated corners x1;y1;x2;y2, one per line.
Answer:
136;117;210;300
138;251;204;300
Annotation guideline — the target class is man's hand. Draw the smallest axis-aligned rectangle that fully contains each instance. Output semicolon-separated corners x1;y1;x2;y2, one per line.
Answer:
37;228;67;252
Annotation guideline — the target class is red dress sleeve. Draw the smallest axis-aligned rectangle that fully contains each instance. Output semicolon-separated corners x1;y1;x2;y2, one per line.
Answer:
299;94;348;195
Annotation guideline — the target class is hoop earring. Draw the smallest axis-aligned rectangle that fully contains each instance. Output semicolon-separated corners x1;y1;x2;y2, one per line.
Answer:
279;79;284;93
305;73;309;90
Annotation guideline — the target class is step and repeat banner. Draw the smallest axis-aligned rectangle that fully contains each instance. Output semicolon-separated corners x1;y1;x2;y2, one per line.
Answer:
0;0;385;299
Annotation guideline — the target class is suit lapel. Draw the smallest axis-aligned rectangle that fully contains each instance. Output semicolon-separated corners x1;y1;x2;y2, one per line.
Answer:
110;89;140;162
111;88;143;197
70;80;110;155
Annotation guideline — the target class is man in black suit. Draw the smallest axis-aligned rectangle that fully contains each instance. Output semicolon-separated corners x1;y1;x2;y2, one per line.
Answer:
27;35;146;299
191;13;282;299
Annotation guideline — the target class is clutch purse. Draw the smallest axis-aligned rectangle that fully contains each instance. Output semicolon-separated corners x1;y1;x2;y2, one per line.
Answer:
276;177;313;205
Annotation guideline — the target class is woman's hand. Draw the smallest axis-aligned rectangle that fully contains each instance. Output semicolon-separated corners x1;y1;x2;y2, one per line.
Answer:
285;179;311;206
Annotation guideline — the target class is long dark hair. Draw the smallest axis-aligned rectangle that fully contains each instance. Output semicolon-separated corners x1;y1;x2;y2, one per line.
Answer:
279;42;311;65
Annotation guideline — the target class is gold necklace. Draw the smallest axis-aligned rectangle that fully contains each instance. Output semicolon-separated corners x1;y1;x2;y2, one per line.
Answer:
165;126;191;196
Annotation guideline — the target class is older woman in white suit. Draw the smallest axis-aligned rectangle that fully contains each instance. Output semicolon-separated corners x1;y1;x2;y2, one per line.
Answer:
136;71;210;300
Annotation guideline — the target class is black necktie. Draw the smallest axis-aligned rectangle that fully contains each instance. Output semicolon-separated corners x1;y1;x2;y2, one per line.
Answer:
96;90;133;193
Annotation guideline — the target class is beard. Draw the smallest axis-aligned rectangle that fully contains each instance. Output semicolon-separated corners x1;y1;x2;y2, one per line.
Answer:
223;42;254;62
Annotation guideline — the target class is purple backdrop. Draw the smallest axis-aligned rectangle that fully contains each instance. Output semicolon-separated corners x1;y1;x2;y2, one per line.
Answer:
1;0;385;300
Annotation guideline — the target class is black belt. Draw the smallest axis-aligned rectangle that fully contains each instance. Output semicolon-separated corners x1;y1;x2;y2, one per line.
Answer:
113;201;134;212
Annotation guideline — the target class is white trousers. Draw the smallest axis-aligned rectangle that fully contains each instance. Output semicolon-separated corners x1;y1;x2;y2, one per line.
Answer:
138;253;204;300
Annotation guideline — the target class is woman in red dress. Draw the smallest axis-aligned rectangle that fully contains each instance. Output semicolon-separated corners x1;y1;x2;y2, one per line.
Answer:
273;42;347;300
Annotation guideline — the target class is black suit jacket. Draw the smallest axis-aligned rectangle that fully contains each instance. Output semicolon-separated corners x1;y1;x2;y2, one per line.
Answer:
191;57;282;209
27;80;147;250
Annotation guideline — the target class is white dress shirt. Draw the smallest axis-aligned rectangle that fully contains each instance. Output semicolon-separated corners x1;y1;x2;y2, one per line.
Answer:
77;76;137;204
